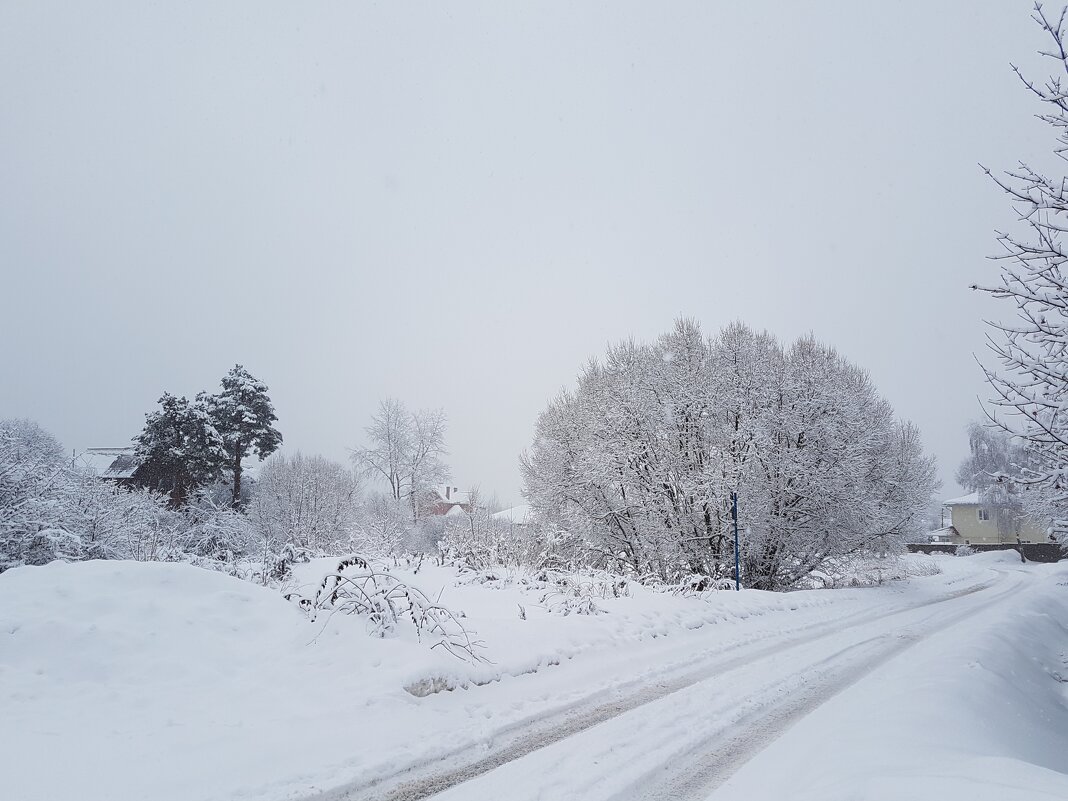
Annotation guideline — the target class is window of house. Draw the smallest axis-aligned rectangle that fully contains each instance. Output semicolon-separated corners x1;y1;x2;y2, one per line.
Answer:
978;508;990;521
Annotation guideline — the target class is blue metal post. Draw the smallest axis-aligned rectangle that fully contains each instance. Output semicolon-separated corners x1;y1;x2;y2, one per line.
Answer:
732;491;740;591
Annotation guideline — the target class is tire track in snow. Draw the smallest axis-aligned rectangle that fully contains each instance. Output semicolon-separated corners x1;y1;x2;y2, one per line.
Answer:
621;569;1028;801
308;571;1006;801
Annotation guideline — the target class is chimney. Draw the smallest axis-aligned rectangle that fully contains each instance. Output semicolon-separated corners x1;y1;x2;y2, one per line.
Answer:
445;486;451;500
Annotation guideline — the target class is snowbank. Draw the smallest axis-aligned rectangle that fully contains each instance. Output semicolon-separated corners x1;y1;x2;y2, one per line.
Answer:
0;560;428;801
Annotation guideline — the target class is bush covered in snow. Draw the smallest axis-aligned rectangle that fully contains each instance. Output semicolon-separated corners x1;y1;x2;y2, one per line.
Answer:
439;506;587;575
286;555;485;661
803;553;924;589
248;451;363;556
1;419;181;570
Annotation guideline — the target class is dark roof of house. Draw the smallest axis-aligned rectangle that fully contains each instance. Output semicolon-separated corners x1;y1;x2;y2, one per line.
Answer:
81;447;139;479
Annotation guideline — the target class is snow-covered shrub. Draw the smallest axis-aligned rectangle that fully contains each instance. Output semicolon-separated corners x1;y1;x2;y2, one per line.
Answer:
404;514;446;555
955;544;976;557
663;573;737;598
533;570;629;615
440;508;520;570
905;557;942;577
355;493;412;556
458;566;628;615
440;508;586;575
286;555;485;661
801;553;914;589
175;494;256;561
540;591;602;616
247;452;362;556
267;542;313;583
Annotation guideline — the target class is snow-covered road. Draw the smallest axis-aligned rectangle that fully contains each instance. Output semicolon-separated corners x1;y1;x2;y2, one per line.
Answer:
324;561;1040;801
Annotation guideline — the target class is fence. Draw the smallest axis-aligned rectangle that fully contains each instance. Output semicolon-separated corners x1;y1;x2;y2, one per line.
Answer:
906;542;1063;563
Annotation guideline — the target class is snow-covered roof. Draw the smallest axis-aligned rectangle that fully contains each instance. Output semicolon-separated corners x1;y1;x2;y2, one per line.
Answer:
78;447;139;479
76;448;266;483
492;504;533;525
433;485;471;506
445;504;467;517
943;492;980;506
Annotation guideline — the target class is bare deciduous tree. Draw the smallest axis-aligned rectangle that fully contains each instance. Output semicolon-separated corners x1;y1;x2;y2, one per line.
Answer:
976;3;1068;543
352;399;449;522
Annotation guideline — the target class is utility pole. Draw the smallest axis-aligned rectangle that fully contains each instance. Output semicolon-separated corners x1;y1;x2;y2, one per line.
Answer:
732;491;740;591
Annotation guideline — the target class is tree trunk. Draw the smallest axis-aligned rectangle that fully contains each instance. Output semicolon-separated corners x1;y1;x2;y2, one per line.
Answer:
170;482;185;509
232;448;243;509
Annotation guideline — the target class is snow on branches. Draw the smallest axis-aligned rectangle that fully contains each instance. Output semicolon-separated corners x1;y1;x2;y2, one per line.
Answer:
976;4;1068;544
351;399;449;524
209;365;282;508
131;393;227;508
248;452;362;556
521;320;938;591
129;366;281;510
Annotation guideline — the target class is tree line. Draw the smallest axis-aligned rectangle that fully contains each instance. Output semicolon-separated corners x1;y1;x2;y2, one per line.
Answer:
1;334;944;589
0;369;461;577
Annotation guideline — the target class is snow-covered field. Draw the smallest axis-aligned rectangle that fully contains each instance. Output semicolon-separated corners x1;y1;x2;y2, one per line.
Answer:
1;552;1065;801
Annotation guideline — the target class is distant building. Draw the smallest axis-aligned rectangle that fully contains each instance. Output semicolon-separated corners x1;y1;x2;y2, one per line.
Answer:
492;504;533;527
936;492;1049;545
426;485;472;516
78;447;139;481
75;447;264;502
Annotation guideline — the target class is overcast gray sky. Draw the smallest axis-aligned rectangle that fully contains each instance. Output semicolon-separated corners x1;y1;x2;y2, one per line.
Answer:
0;0;1052;505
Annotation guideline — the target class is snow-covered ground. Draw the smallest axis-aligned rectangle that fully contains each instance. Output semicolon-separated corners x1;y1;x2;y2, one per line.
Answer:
0;553;1065;801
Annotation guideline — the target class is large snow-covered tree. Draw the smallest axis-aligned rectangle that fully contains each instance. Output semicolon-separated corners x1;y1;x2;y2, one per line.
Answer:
522;320;938;589
131;393;227;507
976;4;1068;543
208;365;282;508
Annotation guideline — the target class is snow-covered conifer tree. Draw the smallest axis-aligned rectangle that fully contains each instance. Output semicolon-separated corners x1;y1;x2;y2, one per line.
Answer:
132;393;227;507
208;365;282;508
